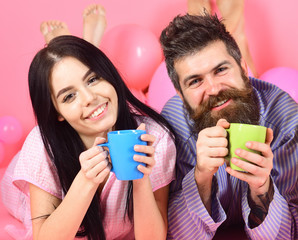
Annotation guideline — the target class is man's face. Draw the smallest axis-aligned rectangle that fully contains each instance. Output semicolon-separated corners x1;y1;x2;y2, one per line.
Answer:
175;41;259;132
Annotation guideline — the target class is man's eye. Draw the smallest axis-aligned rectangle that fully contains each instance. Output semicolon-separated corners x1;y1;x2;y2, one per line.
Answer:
189;79;202;87
62;93;75;103
216;67;227;74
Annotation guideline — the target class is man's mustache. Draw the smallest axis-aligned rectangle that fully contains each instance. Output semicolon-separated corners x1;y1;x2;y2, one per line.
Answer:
192;87;252;118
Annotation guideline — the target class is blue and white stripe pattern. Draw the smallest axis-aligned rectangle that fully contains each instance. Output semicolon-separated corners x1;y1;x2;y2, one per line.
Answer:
161;78;298;239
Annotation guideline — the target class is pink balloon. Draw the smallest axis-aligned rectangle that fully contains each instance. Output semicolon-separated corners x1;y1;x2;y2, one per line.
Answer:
0;142;4;165
260;67;298;103
129;88;148;104
147;61;176;113
0;116;23;144
101;24;163;91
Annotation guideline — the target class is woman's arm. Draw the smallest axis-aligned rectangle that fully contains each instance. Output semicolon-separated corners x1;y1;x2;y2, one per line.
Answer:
30;138;110;240
133;177;169;240
30;171;98;240
132;123;170;240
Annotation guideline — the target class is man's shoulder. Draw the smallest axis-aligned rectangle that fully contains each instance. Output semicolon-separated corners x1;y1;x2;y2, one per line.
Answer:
251;77;296;109
161;95;193;141
251;77;294;100
161;94;185;121
251;77;298;133
162;94;184;109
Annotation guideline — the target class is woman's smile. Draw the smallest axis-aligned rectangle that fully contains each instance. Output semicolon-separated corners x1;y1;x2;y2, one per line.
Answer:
87;102;108;120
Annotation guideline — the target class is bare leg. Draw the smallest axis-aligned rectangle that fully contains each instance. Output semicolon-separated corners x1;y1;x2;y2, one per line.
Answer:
216;0;258;77
40;20;71;44
83;4;107;47
187;0;211;15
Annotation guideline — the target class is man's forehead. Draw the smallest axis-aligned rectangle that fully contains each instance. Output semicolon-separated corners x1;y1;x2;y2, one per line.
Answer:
175;45;231;78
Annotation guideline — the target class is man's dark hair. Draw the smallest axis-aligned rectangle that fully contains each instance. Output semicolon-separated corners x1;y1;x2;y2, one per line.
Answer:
160;13;242;91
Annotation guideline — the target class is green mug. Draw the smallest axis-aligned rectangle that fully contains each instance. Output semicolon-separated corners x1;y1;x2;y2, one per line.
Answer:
226;123;267;172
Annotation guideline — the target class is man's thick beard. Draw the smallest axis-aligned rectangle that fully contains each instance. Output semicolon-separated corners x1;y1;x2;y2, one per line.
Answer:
184;77;260;133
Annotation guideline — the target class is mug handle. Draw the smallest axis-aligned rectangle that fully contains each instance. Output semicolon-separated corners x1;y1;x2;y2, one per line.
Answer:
225;128;231;160
97;143;109;147
97;143;114;173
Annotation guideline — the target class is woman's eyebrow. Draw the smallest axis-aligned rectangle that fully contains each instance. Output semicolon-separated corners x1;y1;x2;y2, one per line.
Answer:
82;69;93;81
56;69;94;99
56;86;73;99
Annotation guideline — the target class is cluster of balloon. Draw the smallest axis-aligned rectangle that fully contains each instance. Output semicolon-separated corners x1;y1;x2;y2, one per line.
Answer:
0;116;23;166
147;61;176;113
100;24;163;99
260;67;298;103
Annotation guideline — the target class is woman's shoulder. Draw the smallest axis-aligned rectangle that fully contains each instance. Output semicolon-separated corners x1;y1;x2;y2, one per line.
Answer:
14;126;62;198
24;125;42;143
18;126;48;164
17;125;54;172
134;115;169;138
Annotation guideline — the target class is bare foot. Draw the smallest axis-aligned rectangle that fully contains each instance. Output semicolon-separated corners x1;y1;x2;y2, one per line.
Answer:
83;4;107;47
216;0;258;77
40;20;71;44
188;0;211;15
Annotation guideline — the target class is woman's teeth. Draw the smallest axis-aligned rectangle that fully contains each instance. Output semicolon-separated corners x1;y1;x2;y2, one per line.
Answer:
90;104;106;118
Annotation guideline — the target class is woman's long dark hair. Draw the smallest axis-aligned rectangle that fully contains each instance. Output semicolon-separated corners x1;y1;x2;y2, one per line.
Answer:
28;35;173;240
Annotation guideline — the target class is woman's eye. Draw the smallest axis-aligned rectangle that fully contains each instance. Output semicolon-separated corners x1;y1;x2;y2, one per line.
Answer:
87;76;100;85
62;93;76;103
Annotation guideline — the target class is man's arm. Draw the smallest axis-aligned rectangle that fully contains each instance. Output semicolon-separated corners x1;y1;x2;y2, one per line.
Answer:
167;120;231;239
230;128;297;239
194;119;230;215
161;98;229;239
225;128;275;228
167;168;225;240
247;178;274;228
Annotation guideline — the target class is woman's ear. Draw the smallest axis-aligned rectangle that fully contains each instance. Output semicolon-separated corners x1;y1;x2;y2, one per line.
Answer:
58;114;65;121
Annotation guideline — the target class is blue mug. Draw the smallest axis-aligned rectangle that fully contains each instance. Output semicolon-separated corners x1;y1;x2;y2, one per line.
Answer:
98;129;147;180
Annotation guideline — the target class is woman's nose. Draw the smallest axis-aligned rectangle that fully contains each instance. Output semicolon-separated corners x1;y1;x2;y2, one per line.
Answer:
81;88;96;106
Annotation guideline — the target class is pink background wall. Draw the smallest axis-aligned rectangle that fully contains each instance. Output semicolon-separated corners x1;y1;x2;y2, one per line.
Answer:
0;0;298;167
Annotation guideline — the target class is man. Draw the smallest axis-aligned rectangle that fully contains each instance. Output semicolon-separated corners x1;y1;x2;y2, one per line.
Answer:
160;13;297;239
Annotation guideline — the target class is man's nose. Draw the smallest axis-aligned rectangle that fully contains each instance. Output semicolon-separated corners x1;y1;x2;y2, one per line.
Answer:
204;76;221;96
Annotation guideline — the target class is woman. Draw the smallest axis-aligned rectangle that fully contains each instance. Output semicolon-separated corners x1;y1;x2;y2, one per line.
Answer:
1;35;176;240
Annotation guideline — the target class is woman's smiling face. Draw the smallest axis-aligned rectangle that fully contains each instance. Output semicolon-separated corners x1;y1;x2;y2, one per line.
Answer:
50;56;118;147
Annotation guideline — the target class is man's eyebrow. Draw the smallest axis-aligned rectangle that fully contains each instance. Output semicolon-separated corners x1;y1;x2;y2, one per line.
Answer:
182;74;201;86
56;69;94;99
182;60;232;85
213;60;231;70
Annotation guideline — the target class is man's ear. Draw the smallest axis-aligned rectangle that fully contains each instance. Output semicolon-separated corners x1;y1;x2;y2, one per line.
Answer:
241;58;249;76
176;89;184;101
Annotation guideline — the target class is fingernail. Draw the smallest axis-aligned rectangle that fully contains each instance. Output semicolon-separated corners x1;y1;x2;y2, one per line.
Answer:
134;145;140;151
